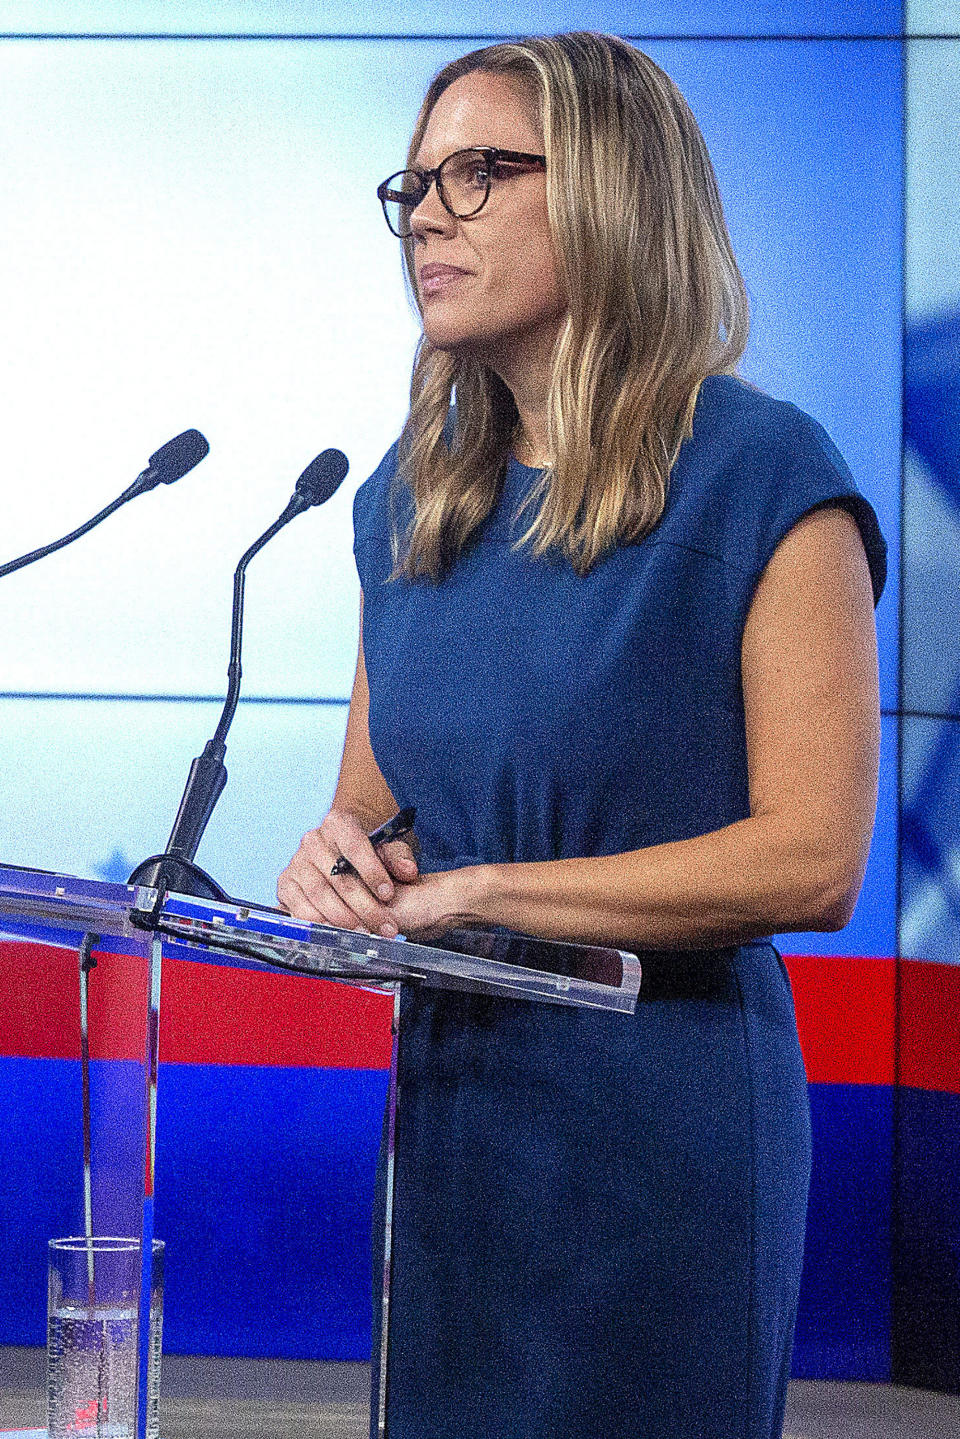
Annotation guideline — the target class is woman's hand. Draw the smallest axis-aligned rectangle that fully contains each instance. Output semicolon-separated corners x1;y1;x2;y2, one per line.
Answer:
387;866;488;942
277;807;419;937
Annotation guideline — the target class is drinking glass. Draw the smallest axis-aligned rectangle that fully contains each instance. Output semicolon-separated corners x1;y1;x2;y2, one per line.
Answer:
47;1236;164;1439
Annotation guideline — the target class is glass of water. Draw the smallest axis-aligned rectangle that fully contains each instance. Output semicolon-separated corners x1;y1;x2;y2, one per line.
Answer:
47;1236;164;1439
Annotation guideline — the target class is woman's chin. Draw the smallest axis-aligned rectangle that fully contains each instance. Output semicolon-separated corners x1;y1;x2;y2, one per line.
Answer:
420;302;497;355
421;319;477;353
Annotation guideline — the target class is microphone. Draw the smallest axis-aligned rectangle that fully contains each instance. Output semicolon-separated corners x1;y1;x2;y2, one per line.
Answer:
130;429;210;494
288;447;350;512
0;429;210;579
128;448;350;903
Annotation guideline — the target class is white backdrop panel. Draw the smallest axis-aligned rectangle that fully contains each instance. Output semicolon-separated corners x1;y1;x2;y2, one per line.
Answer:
0;38;437;697
0;696;347;906
0;37;901;703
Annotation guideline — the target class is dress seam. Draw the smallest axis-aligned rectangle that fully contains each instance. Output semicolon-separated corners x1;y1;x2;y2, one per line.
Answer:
353;530;753;573
732;959;758;1439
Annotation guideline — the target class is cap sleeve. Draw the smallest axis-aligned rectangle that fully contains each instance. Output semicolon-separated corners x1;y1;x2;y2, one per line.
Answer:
352;441;401;590
752;407;887;606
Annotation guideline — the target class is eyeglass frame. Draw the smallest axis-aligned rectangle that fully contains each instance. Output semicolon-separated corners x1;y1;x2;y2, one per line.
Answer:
376;146;547;238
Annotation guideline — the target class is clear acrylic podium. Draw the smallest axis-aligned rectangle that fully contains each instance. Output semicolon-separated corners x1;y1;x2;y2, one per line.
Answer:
0;861;641;1438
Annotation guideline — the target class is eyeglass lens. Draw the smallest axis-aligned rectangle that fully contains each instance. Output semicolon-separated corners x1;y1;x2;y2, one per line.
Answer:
381;150;492;237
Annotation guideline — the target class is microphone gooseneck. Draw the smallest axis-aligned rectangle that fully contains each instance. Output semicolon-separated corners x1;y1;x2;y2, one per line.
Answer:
0;428;210;580
128;448;350;903
214;449;351;750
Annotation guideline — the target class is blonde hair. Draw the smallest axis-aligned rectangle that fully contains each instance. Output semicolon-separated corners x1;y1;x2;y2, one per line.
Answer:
393;31;749;579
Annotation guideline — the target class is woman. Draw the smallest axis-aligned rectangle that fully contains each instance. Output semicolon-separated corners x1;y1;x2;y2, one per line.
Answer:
279;32;886;1439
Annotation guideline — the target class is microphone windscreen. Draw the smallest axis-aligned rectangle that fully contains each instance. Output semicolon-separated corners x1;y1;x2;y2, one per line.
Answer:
148;429;210;484
295;448;350;507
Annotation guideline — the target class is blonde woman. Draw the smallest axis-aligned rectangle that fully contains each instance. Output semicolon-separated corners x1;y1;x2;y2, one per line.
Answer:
279;32;886;1439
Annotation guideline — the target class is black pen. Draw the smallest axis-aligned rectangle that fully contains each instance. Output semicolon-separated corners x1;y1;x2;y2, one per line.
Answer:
330;806;417;878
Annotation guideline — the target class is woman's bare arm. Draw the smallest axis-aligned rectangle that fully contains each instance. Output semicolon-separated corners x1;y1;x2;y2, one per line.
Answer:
389;505;880;950
277;595;417;933
331;595;401;830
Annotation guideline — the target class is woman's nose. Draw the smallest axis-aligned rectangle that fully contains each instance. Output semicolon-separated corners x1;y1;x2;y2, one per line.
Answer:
409;180;456;239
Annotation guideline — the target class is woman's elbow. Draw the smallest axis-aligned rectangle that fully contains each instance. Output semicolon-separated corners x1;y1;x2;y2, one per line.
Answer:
795;853;866;932
808;888;860;933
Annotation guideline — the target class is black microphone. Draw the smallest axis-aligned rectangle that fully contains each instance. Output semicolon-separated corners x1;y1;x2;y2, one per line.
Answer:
288;447;350;512
128;448;350;903
0;429;210;580
131;429;211;494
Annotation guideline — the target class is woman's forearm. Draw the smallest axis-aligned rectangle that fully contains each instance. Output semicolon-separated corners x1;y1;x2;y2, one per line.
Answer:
461;811;866;952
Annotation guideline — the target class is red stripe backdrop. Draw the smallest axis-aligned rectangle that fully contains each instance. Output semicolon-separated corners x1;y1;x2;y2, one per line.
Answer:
0;939;954;1090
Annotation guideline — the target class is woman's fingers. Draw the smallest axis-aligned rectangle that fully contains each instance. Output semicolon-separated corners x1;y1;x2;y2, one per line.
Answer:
277;816;401;936
276;811;422;935
323;813;400;901
277;872;343;926
379;838;420;883
277;858;368;931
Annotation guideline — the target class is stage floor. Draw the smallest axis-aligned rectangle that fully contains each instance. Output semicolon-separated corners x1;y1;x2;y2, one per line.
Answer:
1;1348;958;1437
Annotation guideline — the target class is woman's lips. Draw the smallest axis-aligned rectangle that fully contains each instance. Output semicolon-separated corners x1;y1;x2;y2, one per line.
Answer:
418;263;470;297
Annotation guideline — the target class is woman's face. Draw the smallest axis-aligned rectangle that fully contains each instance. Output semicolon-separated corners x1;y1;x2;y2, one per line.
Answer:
409;71;566;381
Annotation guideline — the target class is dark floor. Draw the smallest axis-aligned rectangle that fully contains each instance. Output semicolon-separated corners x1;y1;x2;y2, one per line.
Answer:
3;1346;960;1437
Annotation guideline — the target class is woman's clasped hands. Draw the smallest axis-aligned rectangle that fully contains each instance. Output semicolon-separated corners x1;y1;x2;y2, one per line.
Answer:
277;808;475;941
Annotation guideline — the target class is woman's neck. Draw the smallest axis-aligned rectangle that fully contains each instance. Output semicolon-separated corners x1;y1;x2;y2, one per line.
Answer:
477;324;559;469
512;422;552;469
505;377;552;469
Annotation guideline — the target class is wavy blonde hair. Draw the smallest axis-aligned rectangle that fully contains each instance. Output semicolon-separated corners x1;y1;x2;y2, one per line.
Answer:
392;31;749;579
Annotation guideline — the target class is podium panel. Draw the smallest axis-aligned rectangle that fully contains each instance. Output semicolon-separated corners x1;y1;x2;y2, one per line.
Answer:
0;863;639;1437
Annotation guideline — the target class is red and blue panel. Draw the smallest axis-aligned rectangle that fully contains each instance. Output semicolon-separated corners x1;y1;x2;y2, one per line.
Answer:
2;937;957;1381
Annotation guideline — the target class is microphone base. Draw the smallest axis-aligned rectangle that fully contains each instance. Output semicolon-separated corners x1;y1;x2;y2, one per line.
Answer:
127;854;230;903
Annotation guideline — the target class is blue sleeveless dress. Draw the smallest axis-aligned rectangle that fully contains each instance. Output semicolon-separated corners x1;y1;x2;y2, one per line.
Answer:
353;374;886;1439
